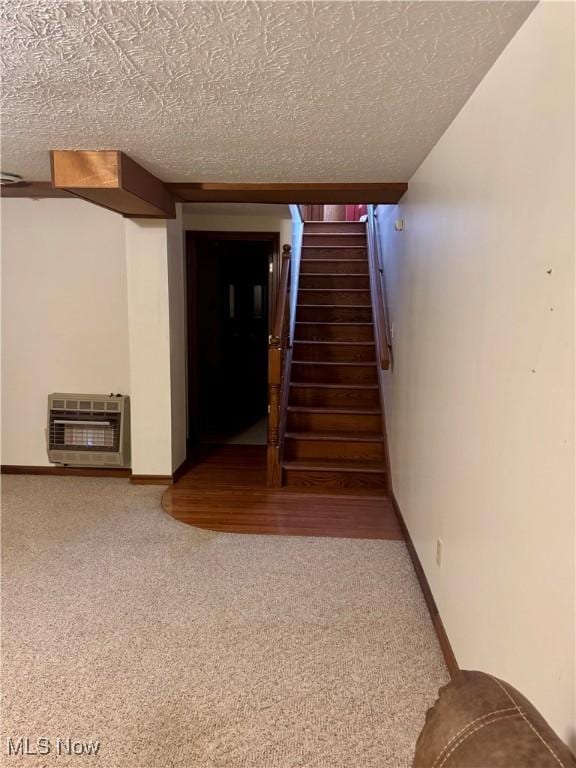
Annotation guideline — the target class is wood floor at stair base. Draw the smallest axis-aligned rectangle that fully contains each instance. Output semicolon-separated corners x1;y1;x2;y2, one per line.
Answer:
161;446;397;534
163;489;401;539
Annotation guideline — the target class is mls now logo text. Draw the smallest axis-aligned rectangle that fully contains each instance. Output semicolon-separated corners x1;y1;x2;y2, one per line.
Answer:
6;737;101;757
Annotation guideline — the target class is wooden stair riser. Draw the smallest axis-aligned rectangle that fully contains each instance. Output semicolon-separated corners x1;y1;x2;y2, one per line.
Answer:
303;234;366;247
297;306;372;323
291;362;378;385
299;259;369;275
285;437;385;462
299;274;370;290
304;222;366;234
298;290;371;306
289;385;380;409
301;247;367;261
295;323;374;342
287;410;381;434
283;468;387;491
299;260;369;275
293;341;375;363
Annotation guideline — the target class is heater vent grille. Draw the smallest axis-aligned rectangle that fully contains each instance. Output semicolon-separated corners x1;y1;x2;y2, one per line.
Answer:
47;393;130;468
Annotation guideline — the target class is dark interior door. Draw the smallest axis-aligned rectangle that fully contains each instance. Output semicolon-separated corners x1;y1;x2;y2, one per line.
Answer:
193;237;270;441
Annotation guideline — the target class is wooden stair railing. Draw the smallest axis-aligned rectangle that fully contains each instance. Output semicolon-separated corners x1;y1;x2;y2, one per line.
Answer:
267;244;292;487
366;205;392;370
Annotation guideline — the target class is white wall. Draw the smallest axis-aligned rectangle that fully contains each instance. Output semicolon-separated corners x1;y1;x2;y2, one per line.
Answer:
124;219;172;476
1;198;187;476
1;198;129;466
378;1;574;745
124;210;187;477
166;206;188;472
184;212;292;249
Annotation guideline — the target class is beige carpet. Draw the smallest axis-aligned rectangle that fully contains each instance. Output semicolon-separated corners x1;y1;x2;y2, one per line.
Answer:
1;476;448;768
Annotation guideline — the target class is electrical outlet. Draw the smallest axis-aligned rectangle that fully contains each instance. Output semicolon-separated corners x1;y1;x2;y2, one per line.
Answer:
436;538;444;568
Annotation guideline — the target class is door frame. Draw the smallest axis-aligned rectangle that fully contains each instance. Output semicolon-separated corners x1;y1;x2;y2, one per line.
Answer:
185;230;280;452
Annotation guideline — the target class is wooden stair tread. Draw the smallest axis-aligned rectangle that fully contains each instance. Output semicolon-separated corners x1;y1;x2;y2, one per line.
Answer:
302;244;366;251
293;340;374;346
296;322;373;326
287;406;380;414
292;360;377;367
302;254;366;259
290;382;378;389
285;432;383;443
304;232;366;236
297;303;373;309
282;459;386;473
299;273;370;278
305;221;364;224
298;286;370;293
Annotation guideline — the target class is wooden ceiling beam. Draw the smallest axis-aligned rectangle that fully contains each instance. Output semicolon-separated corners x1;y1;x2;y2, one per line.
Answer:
167;182;407;204
2;162;408;207
50;150;176;218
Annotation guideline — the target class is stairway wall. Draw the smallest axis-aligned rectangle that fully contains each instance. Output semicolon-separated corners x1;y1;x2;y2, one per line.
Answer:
377;2;574;746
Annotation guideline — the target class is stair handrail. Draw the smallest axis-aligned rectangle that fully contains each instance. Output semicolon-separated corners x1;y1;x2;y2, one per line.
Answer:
269;244;292;347
366;205;392;370
267;243;293;487
266;204;305;486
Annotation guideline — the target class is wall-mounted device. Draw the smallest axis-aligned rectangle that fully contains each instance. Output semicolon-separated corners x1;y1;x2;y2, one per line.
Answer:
0;171;23;186
47;393;130;468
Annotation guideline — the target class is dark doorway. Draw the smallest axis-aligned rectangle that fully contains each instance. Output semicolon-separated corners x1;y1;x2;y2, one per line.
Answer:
187;232;279;450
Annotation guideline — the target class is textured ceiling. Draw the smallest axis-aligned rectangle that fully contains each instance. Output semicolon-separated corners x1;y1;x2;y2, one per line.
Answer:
1;1;535;183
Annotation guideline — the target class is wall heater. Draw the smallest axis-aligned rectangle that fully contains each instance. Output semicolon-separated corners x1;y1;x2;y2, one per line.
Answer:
47;393;130;468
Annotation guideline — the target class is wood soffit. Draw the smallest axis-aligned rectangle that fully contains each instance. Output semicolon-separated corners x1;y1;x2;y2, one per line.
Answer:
1;151;408;216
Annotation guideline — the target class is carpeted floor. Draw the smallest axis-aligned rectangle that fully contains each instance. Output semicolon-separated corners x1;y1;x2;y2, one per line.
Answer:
1;476;448;768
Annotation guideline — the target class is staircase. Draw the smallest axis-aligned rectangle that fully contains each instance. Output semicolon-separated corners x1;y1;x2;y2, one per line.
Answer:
282;220;388;492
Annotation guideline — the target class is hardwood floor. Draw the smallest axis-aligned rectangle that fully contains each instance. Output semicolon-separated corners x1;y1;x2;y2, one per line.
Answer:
162;445;402;539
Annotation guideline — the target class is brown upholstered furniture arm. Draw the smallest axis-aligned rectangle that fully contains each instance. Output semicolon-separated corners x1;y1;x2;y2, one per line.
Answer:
413;670;576;768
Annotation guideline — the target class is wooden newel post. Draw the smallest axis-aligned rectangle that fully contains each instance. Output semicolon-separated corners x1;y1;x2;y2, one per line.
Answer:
267;347;282;446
